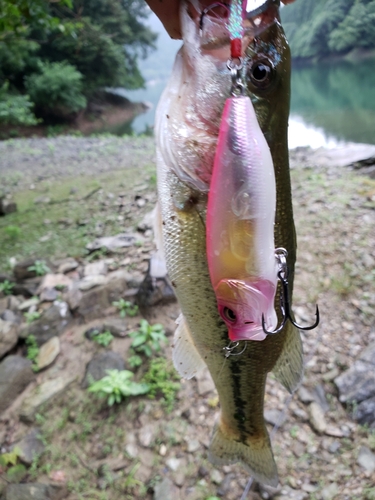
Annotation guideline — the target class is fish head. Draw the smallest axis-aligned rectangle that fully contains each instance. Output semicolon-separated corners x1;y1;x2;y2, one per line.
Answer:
215;279;277;342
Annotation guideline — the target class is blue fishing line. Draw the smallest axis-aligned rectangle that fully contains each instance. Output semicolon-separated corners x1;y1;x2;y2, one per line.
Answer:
228;0;243;39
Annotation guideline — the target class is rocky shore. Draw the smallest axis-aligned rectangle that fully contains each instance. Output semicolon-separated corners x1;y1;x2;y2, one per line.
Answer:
0;136;374;500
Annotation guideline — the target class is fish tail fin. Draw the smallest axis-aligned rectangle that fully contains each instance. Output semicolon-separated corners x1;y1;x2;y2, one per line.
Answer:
208;420;278;487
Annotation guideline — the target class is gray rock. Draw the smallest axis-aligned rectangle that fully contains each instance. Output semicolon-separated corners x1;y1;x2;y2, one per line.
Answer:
0;355;34;413
153;477;178;500
264;409;287;428
102;317;127;337
82;352;125;388
19;302;72;345
18;297;40;312
78;276;128;321
4;483;67;500
0;198;17;215
297;386;315;404
0;319;18;357
13;259;40;281
137;254;176;308
321;483;339;500
353;396;375;427
165;457;181;472
19;374;75;423
1;309;21;324
312;384;330;413
335;342;375;426
39;287;58;302
84;261;108;277
57;258;79;274
308;402;327;434
309;143;375;169
12;428;45;465
64;285;82;311
86;233;141;253
13;277;42;297
357;446;375;473
7;295;22;311
335;342;375;403
37;274;72;294
328;441;341;454
36;336;60;370
79;275;108;291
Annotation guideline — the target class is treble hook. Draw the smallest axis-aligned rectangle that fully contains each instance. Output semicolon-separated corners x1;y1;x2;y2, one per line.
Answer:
223;341;247;358
262;248;320;335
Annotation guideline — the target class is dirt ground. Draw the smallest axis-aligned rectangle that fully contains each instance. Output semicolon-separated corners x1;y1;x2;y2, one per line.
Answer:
0;137;375;500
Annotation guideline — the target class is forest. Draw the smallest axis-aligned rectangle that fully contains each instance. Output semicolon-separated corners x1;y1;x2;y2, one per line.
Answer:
281;0;375;61
0;0;156;127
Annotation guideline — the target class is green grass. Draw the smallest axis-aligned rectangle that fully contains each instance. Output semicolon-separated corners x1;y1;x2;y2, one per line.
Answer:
0;165;156;272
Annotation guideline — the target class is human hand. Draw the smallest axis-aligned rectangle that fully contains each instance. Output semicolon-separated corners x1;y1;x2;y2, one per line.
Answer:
146;0;297;39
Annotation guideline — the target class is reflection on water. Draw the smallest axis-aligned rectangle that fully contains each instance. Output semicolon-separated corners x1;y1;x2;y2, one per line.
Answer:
114;14;375;148
290;58;375;146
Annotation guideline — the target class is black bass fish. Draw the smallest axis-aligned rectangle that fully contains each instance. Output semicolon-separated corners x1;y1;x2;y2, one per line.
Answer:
155;0;303;486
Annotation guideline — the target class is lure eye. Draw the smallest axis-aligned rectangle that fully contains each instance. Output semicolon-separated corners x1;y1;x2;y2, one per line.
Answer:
222;307;237;323
247;58;274;89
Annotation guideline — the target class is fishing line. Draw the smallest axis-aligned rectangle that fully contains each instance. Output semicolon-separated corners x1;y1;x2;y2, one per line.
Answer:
239;321;326;500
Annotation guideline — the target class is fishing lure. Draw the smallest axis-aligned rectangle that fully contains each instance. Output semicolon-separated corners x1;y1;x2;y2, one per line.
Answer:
206;0;277;342
206;0;319;344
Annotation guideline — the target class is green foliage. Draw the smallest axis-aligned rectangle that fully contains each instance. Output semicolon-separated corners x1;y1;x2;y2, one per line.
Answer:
0;280;14;295
142;358;180;412
25;62;86;117
129;320;167;357
281;0;375;60
24;311;41;324
0;447;21;467
3;225;22;240
27;259;50;276
87;369;150;406
0;0;156;124
112;298;138;318
25;334;39;371
0;82;39;126
91;329;114;347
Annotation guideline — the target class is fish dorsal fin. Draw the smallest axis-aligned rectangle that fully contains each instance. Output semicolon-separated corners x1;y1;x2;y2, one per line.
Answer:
173;314;206;379
272;321;304;394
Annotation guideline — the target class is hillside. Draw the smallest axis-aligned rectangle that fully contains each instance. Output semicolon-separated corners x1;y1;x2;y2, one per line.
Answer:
281;0;375;61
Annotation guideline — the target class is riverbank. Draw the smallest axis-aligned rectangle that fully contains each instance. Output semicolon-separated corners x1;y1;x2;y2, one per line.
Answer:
0;136;374;500
0;94;149;140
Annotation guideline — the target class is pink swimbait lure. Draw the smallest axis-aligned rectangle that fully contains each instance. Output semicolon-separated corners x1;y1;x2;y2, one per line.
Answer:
206;94;278;342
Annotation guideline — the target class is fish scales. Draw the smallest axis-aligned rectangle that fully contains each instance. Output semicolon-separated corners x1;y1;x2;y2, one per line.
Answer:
156;1;303;487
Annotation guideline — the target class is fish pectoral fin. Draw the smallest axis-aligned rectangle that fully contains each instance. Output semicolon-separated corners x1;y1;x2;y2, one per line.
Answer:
272;322;304;394
173;314;206;379
152;202;165;257
208;421;278;487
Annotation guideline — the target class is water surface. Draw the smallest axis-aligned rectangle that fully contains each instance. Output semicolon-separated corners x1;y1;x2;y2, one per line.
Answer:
120;14;375;148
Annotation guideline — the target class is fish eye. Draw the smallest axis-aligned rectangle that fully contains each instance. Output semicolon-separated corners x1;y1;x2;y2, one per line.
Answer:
247;58;274;89
222;307;237;323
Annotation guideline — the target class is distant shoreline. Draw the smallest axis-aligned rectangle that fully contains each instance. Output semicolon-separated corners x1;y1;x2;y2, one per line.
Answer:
291;47;375;67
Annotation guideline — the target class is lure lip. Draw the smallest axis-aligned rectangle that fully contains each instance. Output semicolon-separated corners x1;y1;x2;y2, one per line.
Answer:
215;278;277;342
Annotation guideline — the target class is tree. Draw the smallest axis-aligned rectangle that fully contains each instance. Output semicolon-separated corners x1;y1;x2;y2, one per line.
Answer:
0;0;156;124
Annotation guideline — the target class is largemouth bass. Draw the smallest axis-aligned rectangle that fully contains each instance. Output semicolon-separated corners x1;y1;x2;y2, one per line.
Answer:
155;0;303;487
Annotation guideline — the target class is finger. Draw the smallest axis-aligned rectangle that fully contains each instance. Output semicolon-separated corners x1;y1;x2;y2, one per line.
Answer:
145;0;182;39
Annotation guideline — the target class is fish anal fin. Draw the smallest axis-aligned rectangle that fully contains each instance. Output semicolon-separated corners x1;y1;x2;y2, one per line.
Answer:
208;420;278;487
173;314;206;379
272;322;304;394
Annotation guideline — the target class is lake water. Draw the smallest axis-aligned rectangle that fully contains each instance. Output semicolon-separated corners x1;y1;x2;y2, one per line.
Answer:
118;14;375;149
